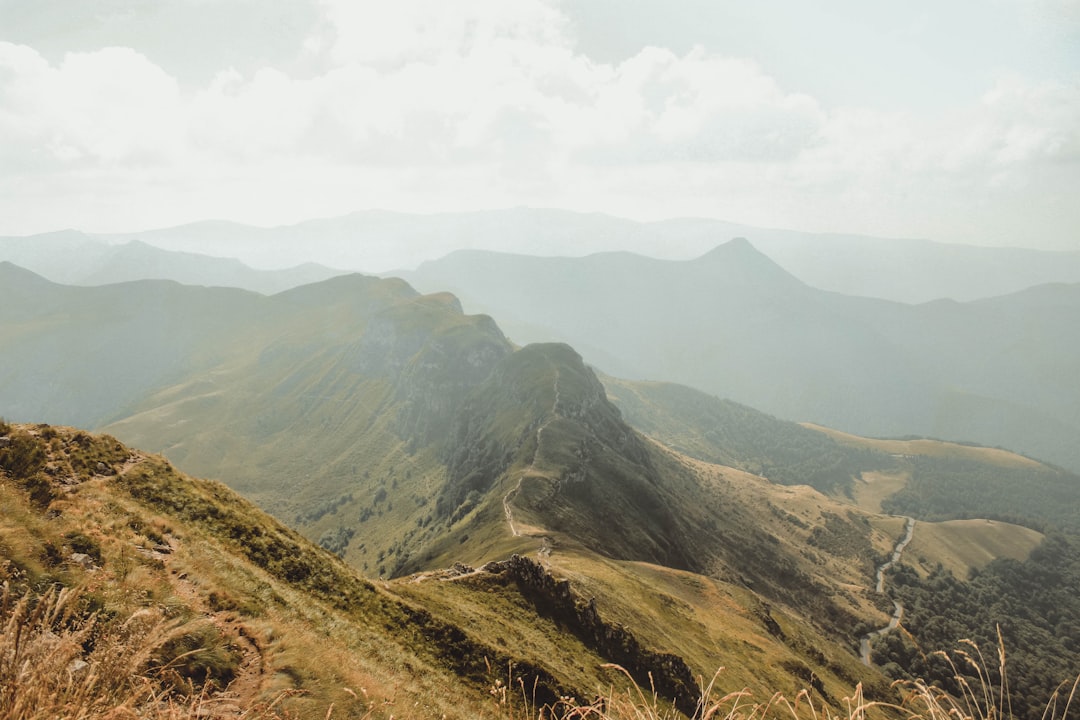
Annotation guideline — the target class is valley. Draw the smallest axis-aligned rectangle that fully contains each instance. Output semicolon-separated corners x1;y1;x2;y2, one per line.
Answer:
4;0;1079;712
1;261;1078;719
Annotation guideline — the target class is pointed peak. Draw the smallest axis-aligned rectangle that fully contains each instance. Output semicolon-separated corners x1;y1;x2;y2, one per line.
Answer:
0;260;53;285
692;237;805;287
696;236;759;260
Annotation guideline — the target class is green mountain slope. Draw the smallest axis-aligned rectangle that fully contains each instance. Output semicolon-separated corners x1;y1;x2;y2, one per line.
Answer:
604;376;1080;533
3;269;1077;718
0;420;896;718
400;241;1080;473
74;208;1080;303
0;422;600;718
0;262;271;428
0;233;343;293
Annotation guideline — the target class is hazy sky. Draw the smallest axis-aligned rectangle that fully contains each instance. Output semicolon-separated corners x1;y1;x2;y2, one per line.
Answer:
1;0;1078;249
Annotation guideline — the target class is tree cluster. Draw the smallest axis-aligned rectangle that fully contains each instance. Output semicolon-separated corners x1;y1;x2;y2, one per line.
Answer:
874;533;1080;720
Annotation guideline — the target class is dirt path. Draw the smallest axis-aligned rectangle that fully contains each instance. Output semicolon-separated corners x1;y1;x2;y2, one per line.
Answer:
860;516;915;665
154;538;270;715
117;451;145;475
502;368;561;559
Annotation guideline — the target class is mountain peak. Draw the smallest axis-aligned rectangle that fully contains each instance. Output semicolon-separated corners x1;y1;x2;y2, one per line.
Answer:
0;260;54;288
696;236;763;261
692;236;805;287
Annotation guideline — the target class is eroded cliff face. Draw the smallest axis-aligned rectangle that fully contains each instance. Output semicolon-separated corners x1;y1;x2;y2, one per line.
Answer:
431;341;699;570
479;554;700;717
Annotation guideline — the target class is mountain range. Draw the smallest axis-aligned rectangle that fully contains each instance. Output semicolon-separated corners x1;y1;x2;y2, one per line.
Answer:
2;231;1079;718
0;231;343;294
6;208;1080;303
401;239;1080;474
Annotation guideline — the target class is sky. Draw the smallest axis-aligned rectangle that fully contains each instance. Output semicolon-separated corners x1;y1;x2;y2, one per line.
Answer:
0;0;1078;249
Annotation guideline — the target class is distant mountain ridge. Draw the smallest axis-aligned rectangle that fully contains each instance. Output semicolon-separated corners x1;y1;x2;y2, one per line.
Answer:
6;208;1080;302
0;231;344;294
401;240;1080;473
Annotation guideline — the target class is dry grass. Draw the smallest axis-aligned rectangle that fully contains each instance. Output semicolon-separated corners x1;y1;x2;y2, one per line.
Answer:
848;471;911;514
0;583;284;720
903;520;1043;580
485;635;1079;720
800;425;1043;472
5;424;1075;720
4;583;1077;720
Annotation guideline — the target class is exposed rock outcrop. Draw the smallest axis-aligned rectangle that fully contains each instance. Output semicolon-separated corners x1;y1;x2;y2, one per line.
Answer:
484;554;700;716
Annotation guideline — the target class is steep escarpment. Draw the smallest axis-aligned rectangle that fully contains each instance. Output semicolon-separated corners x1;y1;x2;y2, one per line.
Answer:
434;342;693;570
481;554;700;716
0;422;593;718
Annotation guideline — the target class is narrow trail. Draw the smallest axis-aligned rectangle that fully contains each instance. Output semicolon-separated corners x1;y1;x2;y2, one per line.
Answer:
160;543;270;713
860;516;915;665
503;478;524;537
117;451;145;475
503;368;561;553
115;449;272;717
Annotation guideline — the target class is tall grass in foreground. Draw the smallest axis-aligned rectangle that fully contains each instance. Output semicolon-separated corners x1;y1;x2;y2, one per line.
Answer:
485;645;1079;720
0;583;283;720
3;583;1076;720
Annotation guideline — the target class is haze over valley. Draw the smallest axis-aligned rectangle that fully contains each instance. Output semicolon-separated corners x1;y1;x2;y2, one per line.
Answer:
2;2;1078;719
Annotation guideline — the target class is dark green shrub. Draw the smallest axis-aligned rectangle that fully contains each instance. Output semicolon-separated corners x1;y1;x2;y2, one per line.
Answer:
0;432;47;478
64;532;103;564
152;625;241;692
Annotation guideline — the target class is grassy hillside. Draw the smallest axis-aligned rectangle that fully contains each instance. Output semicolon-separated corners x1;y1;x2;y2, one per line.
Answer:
903;519;1044;579
4;421;734;718
102;312;896;652
4;270;1077;719
606;378;1080;533
0;262;270;429
402;242;1080;474
803;424;1080;531
0;420;916;719
604;377;891;493
5;421;1069;720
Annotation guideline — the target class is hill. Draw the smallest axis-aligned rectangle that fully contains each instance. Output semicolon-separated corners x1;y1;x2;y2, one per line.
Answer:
3;270;1079;717
401;241;1080;474
0;262;277;428
0;421;591;718
603;377;1080;533
67;208;1080;303
0;233;343;294
0;419;895;718
3;417;1073;719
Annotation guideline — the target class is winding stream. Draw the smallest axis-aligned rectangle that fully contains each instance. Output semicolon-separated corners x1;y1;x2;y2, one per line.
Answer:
860;516;915;665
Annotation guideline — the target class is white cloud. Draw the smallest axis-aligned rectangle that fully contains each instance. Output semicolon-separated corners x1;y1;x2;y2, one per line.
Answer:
0;43;183;168
191;66;320;158
980;76;1080;165
0;2;1077;250
313;0;569;67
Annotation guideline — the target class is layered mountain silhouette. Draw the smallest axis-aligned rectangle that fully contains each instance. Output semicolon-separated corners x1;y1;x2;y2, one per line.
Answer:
0;232;343;293
8;208;1080;302
4;264;1080;717
401;240;1080;473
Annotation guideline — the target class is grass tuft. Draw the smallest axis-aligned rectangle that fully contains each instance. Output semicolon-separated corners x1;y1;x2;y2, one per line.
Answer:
485;637;1078;720
0;582;268;720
